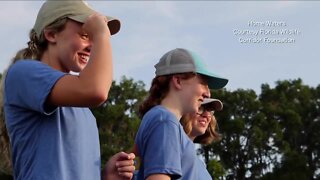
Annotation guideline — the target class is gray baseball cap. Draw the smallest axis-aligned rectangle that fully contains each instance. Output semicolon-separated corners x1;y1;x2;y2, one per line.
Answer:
201;98;223;111
154;48;228;89
33;0;121;39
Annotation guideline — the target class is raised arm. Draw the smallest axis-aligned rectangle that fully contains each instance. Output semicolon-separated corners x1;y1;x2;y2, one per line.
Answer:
47;13;113;107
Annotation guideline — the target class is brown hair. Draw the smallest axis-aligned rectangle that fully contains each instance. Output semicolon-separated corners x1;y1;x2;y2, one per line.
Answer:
180;114;221;145
0;17;68;175
0;75;11;174
12;17;68;63
138;72;196;118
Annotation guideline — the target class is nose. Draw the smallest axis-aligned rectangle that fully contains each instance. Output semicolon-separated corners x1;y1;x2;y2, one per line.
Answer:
84;40;92;53
203;85;210;98
202;110;212;117
84;46;91;53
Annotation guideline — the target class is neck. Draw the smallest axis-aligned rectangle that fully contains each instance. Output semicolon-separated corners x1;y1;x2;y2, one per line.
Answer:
41;49;68;72
161;92;183;121
189;135;196;141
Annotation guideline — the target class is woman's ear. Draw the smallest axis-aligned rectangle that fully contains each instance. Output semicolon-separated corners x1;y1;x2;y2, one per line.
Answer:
43;29;57;43
172;75;182;90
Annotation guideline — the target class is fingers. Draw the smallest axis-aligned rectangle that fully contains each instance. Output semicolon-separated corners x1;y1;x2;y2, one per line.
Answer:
118;171;134;180
115;156;135;173
103;152;137;180
116;151;136;160
116;160;135;171
115;152;136;179
117;166;135;178
127;152;136;160
82;13;110;40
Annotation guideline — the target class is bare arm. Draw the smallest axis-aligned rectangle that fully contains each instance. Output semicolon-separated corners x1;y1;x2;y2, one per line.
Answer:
48;13;113;107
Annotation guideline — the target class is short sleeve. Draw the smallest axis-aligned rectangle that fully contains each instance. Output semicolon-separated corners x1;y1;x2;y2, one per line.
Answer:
5;60;65;114
142;116;182;179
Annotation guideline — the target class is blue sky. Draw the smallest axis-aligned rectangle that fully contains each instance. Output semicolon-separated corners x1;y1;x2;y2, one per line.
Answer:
1;1;319;94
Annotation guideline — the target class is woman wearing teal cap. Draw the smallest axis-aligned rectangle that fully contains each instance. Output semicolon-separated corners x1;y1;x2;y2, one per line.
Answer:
134;48;228;179
0;1;134;180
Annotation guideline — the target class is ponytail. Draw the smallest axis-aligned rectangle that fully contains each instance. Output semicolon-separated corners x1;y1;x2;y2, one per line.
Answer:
0;29;45;175
12;17;67;64
0;17;68;175
0;70;12;175
138;75;171;118
12;30;43;63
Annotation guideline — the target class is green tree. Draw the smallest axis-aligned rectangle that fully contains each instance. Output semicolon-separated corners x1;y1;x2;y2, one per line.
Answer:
91;76;147;165
202;79;320;179
260;79;320;179
203;89;278;179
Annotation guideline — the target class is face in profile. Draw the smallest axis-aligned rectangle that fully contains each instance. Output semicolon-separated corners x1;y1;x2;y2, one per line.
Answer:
179;74;210;115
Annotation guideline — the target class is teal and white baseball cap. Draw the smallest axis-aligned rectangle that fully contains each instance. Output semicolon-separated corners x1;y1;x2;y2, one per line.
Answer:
154;48;228;89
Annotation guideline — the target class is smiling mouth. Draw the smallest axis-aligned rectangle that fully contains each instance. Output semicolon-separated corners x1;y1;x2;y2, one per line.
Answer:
198;120;206;126
79;54;90;63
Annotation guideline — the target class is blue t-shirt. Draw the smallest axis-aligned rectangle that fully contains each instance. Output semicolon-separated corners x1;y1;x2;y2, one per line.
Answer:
4;60;101;180
135;105;198;179
196;158;212;180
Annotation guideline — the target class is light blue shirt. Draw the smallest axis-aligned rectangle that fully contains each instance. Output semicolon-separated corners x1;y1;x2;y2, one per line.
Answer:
135;105;198;179
196;158;212;180
4;60;101;180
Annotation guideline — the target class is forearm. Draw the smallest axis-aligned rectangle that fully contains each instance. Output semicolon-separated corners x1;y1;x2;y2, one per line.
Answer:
78;35;113;99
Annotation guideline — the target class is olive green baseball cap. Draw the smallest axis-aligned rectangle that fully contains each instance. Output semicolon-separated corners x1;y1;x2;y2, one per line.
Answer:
154;48;228;89
33;0;121;39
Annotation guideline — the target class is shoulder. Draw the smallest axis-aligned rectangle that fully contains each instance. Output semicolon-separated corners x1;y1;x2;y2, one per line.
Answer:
4;60;65;97
8;60;53;74
6;60;64;82
11;59;42;68
143;105;179;125
136;105;181;141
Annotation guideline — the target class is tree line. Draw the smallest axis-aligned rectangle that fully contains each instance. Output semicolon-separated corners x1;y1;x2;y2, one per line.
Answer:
1;76;319;179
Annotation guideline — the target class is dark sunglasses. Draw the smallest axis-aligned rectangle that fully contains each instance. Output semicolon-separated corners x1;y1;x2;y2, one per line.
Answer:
197;105;215;116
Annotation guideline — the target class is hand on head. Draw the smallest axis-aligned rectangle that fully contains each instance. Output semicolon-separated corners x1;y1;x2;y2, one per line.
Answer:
82;13;111;42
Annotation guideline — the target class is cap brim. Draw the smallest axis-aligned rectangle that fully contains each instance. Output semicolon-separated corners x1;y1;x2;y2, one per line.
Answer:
207;75;228;89
69;14;121;35
197;70;228;89
201;98;223;111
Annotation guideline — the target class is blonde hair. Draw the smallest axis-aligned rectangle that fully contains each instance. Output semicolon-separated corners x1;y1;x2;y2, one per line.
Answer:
181;114;221;145
0;17;68;174
13;17;67;63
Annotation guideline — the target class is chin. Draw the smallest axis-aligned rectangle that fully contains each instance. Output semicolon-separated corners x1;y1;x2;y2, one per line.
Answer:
192;106;199;113
72;66;84;73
